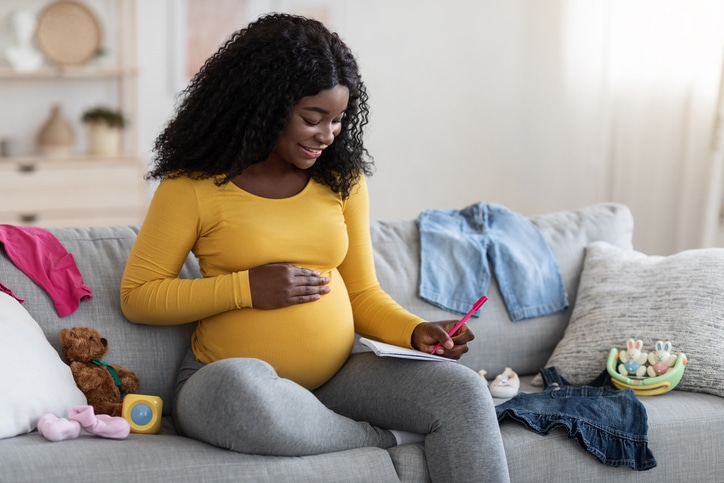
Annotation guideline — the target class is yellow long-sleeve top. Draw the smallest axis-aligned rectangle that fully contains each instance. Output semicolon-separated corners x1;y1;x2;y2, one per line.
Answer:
120;175;425;390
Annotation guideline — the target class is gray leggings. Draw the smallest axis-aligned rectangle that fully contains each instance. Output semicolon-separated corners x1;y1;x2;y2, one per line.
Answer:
173;349;510;483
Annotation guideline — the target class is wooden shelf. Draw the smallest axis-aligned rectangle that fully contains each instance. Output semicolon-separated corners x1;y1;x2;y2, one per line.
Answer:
0;65;137;79
0;0;145;227
1;154;144;167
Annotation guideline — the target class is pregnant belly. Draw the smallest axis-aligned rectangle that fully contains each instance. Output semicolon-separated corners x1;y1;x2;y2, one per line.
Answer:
193;272;354;389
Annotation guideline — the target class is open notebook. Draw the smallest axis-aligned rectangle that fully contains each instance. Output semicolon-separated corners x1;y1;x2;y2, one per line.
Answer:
359;338;457;362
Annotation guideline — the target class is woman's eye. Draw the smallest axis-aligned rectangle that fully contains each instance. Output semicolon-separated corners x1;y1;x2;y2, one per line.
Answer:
302;117;320;126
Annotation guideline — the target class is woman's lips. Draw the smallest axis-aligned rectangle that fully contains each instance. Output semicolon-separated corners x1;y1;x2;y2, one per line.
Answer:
300;145;323;158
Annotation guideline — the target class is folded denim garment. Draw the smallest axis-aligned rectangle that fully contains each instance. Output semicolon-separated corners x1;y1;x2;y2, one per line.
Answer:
417;202;567;321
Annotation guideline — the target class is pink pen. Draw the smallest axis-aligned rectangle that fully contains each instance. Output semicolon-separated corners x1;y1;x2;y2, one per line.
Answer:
430;295;488;354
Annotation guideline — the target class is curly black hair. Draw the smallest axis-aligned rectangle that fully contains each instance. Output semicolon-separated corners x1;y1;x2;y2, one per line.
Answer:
148;13;374;199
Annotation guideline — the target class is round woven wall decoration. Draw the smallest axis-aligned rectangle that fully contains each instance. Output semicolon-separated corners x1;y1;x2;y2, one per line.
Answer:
36;1;102;66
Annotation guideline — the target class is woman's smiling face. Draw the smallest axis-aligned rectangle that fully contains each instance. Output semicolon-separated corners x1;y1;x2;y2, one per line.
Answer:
272;85;350;170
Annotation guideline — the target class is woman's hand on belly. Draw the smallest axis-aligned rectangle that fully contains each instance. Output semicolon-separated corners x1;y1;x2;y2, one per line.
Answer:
249;263;331;309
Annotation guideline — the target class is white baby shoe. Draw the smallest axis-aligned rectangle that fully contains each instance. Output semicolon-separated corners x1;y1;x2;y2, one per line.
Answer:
489;367;520;398
478;369;488;383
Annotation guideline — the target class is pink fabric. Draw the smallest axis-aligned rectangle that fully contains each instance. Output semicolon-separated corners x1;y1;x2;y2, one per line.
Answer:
0;224;92;317
69;405;130;439
37;406;130;441
37;413;81;442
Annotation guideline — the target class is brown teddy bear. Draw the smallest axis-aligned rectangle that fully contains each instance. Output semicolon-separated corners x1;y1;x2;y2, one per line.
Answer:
59;327;139;417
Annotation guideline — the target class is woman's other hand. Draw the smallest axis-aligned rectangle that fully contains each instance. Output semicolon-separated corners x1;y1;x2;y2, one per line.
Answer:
249;263;330;309
411;321;475;360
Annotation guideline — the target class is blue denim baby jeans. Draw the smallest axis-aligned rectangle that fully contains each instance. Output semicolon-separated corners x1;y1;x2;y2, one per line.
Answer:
495;367;657;471
417;202;568;321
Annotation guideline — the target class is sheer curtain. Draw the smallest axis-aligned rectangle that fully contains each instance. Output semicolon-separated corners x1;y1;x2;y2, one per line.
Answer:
562;0;724;255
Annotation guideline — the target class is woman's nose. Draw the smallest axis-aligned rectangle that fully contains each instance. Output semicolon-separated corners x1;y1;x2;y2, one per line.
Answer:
316;124;336;145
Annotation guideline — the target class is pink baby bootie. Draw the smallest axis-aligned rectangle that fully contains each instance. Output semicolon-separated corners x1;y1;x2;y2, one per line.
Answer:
69;405;130;439
37;413;81;442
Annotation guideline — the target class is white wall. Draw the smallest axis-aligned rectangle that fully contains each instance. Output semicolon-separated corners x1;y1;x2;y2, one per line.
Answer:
135;0;176;168
343;1;604;222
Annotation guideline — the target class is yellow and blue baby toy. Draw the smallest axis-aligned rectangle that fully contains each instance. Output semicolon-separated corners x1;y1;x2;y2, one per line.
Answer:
122;394;163;434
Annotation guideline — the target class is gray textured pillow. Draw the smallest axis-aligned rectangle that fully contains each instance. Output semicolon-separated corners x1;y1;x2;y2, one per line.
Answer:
542;241;724;397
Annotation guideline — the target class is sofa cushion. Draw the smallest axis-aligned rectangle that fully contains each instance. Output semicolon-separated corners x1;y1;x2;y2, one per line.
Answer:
0;226;201;415
370;203;634;377
0;292;87;439
0;430;404;483
540;241;724;397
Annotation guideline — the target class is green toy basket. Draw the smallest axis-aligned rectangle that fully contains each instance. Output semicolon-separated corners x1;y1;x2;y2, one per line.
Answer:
606;348;687;396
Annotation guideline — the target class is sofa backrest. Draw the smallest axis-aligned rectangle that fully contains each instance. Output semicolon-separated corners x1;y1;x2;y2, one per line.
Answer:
0;225;201;415
0;202;633;415
369;202;634;377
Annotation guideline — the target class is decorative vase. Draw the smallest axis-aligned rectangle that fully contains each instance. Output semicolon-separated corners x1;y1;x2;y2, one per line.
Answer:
4;10;42;72
37;105;74;157
85;123;122;156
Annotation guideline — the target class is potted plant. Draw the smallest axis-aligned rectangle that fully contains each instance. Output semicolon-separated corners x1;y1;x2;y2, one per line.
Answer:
81;106;126;156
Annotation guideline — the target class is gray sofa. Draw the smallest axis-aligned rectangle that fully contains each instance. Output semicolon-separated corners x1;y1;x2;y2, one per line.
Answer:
1;202;723;482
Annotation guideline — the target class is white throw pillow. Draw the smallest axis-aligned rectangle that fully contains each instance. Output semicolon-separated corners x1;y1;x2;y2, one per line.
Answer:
541;242;724;397
0;292;87;439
